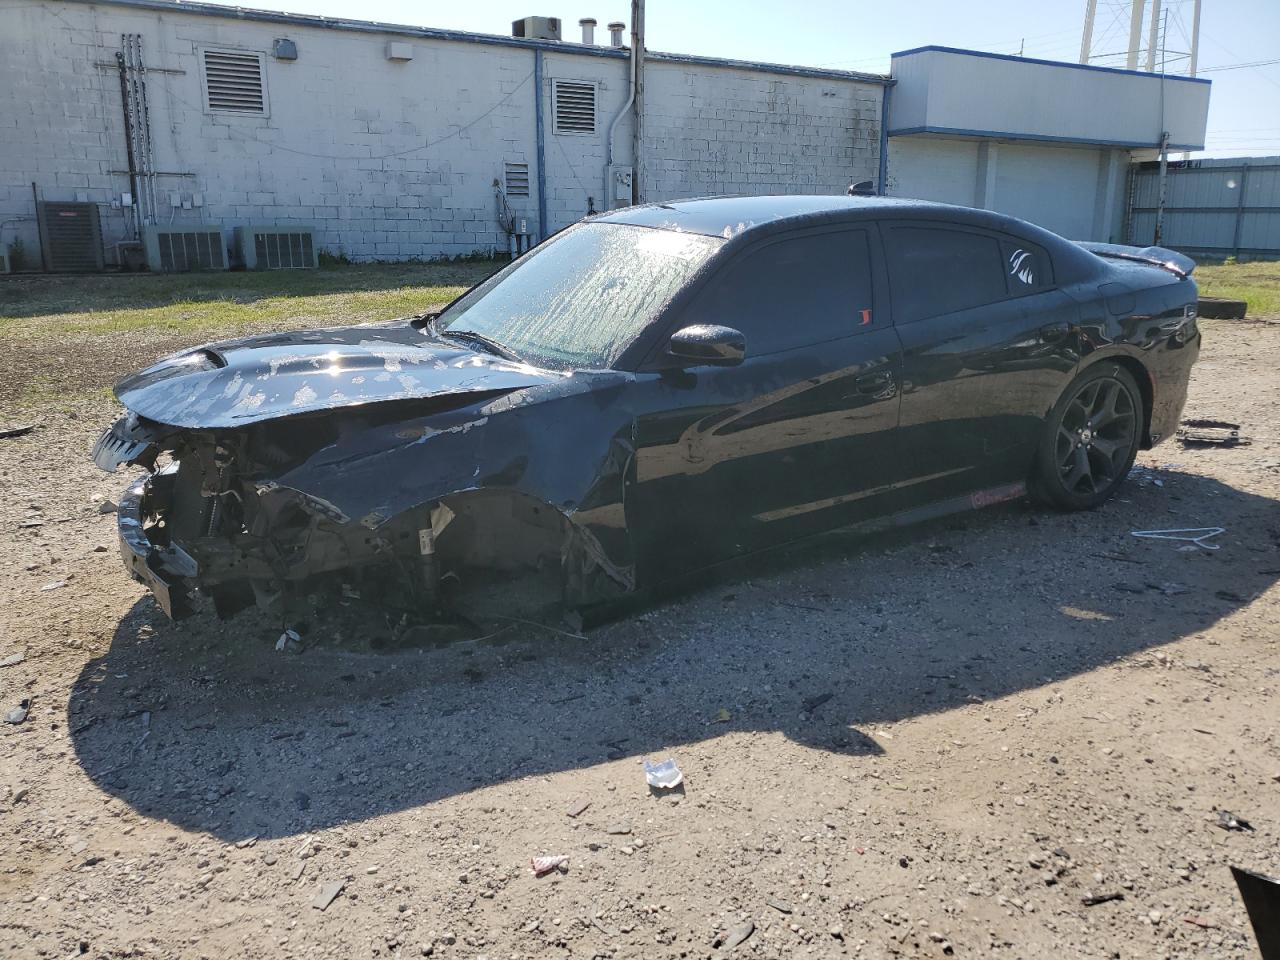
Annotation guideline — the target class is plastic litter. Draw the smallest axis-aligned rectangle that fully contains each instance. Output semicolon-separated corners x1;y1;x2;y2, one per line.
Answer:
530;855;569;876
275;629;302;652
1130;527;1224;551
643;758;683;790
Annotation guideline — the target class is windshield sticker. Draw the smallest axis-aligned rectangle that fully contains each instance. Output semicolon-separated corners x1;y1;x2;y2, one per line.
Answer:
635;230;710;261
1009;249;1035;285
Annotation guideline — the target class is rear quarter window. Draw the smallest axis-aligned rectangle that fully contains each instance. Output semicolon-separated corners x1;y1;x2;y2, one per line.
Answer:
1001;238;1055;294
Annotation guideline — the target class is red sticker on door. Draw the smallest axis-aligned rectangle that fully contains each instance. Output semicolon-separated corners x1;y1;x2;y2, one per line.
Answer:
859;309;872;326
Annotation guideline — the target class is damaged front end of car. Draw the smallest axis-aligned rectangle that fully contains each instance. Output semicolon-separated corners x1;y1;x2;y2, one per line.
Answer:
94;333;639;625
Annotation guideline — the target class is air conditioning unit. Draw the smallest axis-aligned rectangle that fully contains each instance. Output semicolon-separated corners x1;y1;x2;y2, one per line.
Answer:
37;202;104;272
512;16;561;40
234;225;318;270
142;226;228;272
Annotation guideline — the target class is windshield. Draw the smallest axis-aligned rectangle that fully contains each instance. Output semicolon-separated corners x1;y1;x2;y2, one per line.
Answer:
435;222;724;369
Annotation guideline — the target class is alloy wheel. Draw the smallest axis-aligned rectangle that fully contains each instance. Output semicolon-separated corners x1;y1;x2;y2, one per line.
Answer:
1054;375;1138;496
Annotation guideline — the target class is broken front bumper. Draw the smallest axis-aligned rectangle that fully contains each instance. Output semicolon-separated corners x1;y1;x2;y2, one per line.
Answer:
116;474;194;620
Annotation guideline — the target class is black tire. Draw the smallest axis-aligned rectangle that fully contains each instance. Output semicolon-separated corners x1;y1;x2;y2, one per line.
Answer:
1032;363;1143;511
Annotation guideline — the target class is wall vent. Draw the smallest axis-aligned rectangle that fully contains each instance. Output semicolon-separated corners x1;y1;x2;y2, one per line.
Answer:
552;80;597;134
36;202;104;272
202;49;266;113
234;225;318;270
142;226;227;272
504;161;531;197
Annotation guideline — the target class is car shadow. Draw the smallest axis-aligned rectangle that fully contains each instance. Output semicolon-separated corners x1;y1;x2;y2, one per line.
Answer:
68;470;1280;841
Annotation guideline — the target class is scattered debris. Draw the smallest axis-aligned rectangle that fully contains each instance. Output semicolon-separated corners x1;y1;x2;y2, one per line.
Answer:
1182;915;1217;929
311;879;346;911
605;823;632;836
716;920;754;950
644;758;684;790
276;629;302;653
712;708;731;723
1177;418;1250;447
530;855;569;877
1082;892;1126;906
0;652;25;668
5;699;30;725
1131;527;1224;551
1215;810;1254;832
565;799;590;818
97;499;118;515
0;423;37;440
766;898;793;914
40;580;68;592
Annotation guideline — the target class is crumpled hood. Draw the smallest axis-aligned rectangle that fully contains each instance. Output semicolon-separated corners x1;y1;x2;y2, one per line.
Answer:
114;323;561;429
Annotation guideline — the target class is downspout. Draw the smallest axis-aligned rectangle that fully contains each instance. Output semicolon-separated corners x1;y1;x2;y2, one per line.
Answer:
630;0;644;205
534;48;547;242
877;81;893;196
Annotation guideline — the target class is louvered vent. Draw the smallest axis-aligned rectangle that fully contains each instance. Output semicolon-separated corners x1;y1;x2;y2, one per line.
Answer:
234;226;317;270
37;202;104;273
552;80;596;134
143;227;227;272
504;162;530;197
203;50;265;113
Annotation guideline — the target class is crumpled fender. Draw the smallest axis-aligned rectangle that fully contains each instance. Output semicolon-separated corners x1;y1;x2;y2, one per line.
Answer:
266;370;638;590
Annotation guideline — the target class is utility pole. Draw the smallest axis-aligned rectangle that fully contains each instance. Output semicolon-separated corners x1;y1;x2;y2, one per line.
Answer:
1126;0;1146;70
630;0;644;205
1079;0;1097;63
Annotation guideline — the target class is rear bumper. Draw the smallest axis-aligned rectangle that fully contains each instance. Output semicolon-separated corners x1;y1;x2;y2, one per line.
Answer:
117;476;193;620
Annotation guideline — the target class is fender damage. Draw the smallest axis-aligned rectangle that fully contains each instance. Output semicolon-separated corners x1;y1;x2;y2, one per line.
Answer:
94;332;638;622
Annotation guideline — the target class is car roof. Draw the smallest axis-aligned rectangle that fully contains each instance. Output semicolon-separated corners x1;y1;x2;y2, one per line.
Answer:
595;194;1013;238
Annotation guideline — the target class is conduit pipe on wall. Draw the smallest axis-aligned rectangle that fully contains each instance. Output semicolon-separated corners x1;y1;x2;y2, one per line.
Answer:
603;21;637;209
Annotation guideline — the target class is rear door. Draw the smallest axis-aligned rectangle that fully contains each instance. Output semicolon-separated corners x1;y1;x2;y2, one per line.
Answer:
627;225;904;579
883;222;1081;500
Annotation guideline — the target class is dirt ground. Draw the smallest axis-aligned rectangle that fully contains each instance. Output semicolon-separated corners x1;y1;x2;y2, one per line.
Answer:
1;317;1278;960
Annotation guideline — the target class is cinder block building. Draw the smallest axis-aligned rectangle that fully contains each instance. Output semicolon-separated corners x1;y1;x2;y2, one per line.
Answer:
0;1;1212;271
0;0;887;266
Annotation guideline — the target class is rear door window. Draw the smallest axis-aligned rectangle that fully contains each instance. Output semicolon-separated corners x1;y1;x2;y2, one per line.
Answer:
884;226;1007;323
690;229;876;356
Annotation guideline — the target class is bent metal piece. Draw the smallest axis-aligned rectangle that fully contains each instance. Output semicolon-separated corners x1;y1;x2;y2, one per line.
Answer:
1231;866;1280;960
1130;527;1225;551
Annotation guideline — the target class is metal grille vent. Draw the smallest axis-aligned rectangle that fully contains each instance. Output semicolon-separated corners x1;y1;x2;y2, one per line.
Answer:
159;232;225;272
504;162;530;197
203;50;265;113
254;230;315;269
552;80;596;134
37;202;104;272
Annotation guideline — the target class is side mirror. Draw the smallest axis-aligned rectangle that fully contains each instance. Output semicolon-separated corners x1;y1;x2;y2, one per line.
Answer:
665;324;745;367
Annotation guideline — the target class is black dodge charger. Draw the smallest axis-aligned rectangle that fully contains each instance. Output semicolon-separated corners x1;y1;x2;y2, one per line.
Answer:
93;196;1201;623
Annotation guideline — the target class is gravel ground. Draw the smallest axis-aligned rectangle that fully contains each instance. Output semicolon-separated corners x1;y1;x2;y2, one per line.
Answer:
1;318;1278;960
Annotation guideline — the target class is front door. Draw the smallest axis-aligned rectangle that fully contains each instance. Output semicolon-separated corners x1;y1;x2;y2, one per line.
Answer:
626;225;904;582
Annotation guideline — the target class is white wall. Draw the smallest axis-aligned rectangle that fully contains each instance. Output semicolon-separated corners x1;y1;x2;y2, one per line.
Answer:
888;136;1130;241
0;0;885;265
888;47;1211;152
643;61;881;200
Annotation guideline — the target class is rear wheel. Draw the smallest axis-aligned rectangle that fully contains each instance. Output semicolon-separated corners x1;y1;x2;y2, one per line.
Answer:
1033;363;1142;510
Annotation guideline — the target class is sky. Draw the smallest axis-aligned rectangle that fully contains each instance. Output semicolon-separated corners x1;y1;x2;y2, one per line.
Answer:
202;0;1279;157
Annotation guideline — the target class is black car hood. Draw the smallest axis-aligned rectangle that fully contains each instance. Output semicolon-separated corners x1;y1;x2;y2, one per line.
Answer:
114;324;562;429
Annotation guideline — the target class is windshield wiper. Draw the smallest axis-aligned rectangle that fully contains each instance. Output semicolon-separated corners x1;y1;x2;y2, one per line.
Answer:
436;326;523;363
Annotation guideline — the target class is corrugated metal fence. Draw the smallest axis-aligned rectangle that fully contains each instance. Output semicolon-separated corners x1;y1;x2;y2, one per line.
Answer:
1126;155;1280;260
